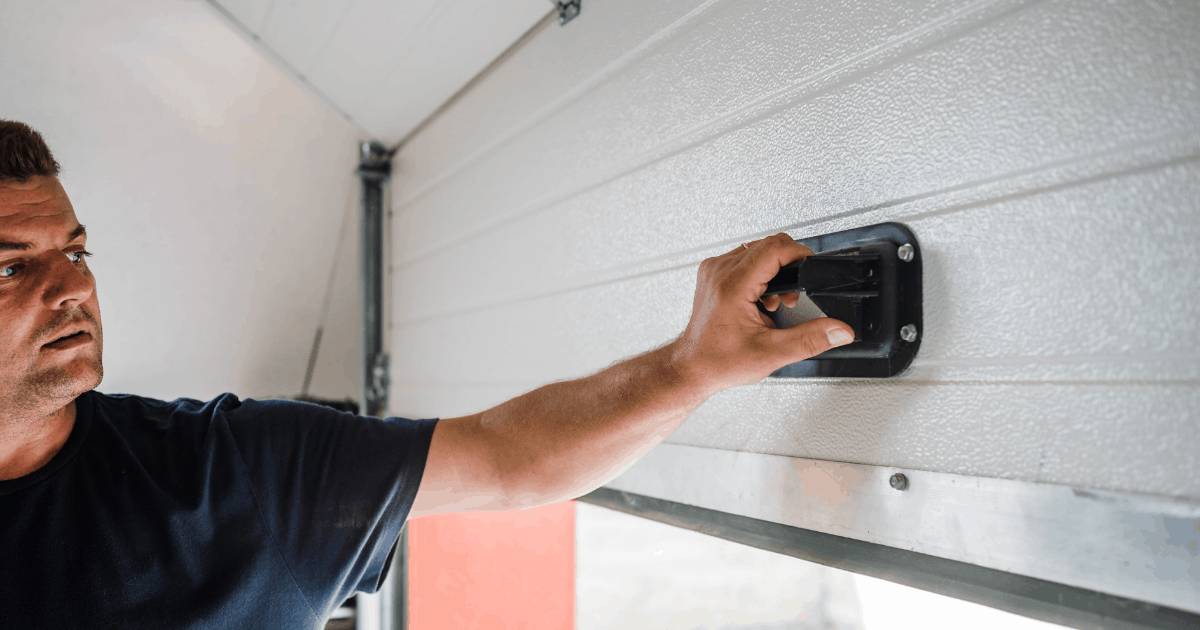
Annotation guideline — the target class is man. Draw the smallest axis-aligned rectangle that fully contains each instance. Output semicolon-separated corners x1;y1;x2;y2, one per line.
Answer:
0;120;853;628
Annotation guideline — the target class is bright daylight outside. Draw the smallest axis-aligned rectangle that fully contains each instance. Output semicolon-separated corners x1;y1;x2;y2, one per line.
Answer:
576;503;1067;630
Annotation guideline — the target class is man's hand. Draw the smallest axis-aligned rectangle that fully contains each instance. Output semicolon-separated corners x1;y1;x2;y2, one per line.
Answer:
671;233;855;394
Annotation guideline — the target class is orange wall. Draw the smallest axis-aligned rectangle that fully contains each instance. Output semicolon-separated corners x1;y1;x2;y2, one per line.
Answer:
407;501;575;630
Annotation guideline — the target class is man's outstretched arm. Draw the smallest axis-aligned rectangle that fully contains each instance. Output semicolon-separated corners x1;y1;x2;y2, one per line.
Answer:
408;234;855;517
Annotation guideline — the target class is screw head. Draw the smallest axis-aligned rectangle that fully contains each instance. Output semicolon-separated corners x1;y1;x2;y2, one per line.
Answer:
889;473;909;491
900;324;918;342
897;243;915;262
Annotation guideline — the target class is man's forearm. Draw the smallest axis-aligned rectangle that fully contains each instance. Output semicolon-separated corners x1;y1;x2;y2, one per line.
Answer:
410;235;854;517
479;341;714;508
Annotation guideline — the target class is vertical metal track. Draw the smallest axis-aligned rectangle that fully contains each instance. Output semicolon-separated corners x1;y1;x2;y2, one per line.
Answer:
355;140;397;630
357;141;391;419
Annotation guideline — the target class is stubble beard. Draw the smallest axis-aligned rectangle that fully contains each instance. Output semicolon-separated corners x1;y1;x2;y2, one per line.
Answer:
1;321;104;421
28;350;104;404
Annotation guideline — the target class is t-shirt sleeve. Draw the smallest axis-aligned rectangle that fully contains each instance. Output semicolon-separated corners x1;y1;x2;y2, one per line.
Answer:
218;396;437;611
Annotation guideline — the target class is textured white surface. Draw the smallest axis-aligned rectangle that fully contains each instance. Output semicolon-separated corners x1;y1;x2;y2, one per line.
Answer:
206;0;551;142
0;0;363;402
389;0;1200;508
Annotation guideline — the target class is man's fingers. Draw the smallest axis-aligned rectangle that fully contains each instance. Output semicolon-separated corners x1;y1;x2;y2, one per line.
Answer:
766;317;854;364
760;292;801;312
731;234;813;302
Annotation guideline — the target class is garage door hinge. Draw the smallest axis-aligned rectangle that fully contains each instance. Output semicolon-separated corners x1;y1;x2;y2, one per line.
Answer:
551;0;581;25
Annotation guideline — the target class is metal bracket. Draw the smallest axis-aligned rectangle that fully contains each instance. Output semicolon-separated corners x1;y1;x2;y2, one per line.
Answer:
551;0;581;25
369;353;390;410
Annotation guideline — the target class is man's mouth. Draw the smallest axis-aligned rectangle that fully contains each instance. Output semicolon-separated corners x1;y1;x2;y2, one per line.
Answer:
43;331;92;350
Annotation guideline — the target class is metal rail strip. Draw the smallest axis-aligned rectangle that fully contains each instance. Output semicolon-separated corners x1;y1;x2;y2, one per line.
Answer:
582;443;1200;628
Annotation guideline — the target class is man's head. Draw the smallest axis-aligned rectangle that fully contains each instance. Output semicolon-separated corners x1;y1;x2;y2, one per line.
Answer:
0;121;102;417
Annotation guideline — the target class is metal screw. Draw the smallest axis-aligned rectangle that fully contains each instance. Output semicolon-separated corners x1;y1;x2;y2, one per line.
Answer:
900;324;918;342
897;243;914;262
889;473;909;491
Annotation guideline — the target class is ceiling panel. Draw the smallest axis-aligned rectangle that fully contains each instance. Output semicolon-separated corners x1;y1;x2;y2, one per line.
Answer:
355;0;552;142
257;0;356;76
303;0;446;124
206;0;552;144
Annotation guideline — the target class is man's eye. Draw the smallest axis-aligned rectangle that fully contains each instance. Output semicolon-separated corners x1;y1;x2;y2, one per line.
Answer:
0;263;24;278
67;250;92;263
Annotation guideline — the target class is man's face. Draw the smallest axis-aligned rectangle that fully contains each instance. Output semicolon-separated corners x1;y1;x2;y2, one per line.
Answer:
0;176;102;414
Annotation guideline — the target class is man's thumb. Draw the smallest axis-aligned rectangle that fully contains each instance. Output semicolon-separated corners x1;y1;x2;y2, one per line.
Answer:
825;324;854;348
772;317;854;362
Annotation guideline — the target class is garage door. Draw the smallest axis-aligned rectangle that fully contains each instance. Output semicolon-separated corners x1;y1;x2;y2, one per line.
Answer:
388;0;1200;624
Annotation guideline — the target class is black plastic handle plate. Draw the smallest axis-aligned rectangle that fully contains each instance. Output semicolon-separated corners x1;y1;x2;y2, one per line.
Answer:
766;222;922;378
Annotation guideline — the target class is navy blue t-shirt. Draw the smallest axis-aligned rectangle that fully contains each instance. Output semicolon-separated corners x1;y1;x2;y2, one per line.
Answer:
0;390;438;629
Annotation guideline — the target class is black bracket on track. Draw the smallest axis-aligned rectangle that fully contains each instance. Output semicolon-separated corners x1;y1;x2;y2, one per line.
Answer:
551;0;581;25
764;222;922;378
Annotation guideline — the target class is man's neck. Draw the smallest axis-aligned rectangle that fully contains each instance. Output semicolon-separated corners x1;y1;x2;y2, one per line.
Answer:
0;400;76;482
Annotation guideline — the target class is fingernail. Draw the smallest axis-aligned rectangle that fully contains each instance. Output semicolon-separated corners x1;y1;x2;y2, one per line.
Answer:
827;328;854;347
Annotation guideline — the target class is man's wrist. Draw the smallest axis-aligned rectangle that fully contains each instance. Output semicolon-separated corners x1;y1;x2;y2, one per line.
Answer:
660;338;722;403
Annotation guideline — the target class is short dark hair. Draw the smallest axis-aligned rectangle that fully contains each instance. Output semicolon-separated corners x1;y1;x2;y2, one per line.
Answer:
0;120;61;183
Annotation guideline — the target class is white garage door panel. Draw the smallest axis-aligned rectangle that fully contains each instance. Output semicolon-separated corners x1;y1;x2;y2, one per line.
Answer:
392;161;1199;503
395;376;1198;505
393;0;1198;270
390;167;1200;503
392;267;691;386
394;321;1198;502
394;158;1200;376
390;0;1200;519
671;384;1200;501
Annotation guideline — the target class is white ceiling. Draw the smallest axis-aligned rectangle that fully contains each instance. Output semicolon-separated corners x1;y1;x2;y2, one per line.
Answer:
206;0;552;144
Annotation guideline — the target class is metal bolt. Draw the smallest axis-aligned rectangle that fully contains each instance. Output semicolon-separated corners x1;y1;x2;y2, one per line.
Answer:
900;324;918;342
889;473;909;491
897;243;914;262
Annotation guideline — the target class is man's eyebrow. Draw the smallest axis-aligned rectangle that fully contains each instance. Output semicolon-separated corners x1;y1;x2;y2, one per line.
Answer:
0;224;87;252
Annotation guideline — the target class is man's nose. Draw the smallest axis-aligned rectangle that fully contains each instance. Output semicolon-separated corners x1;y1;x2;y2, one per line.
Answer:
41;253;94;308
